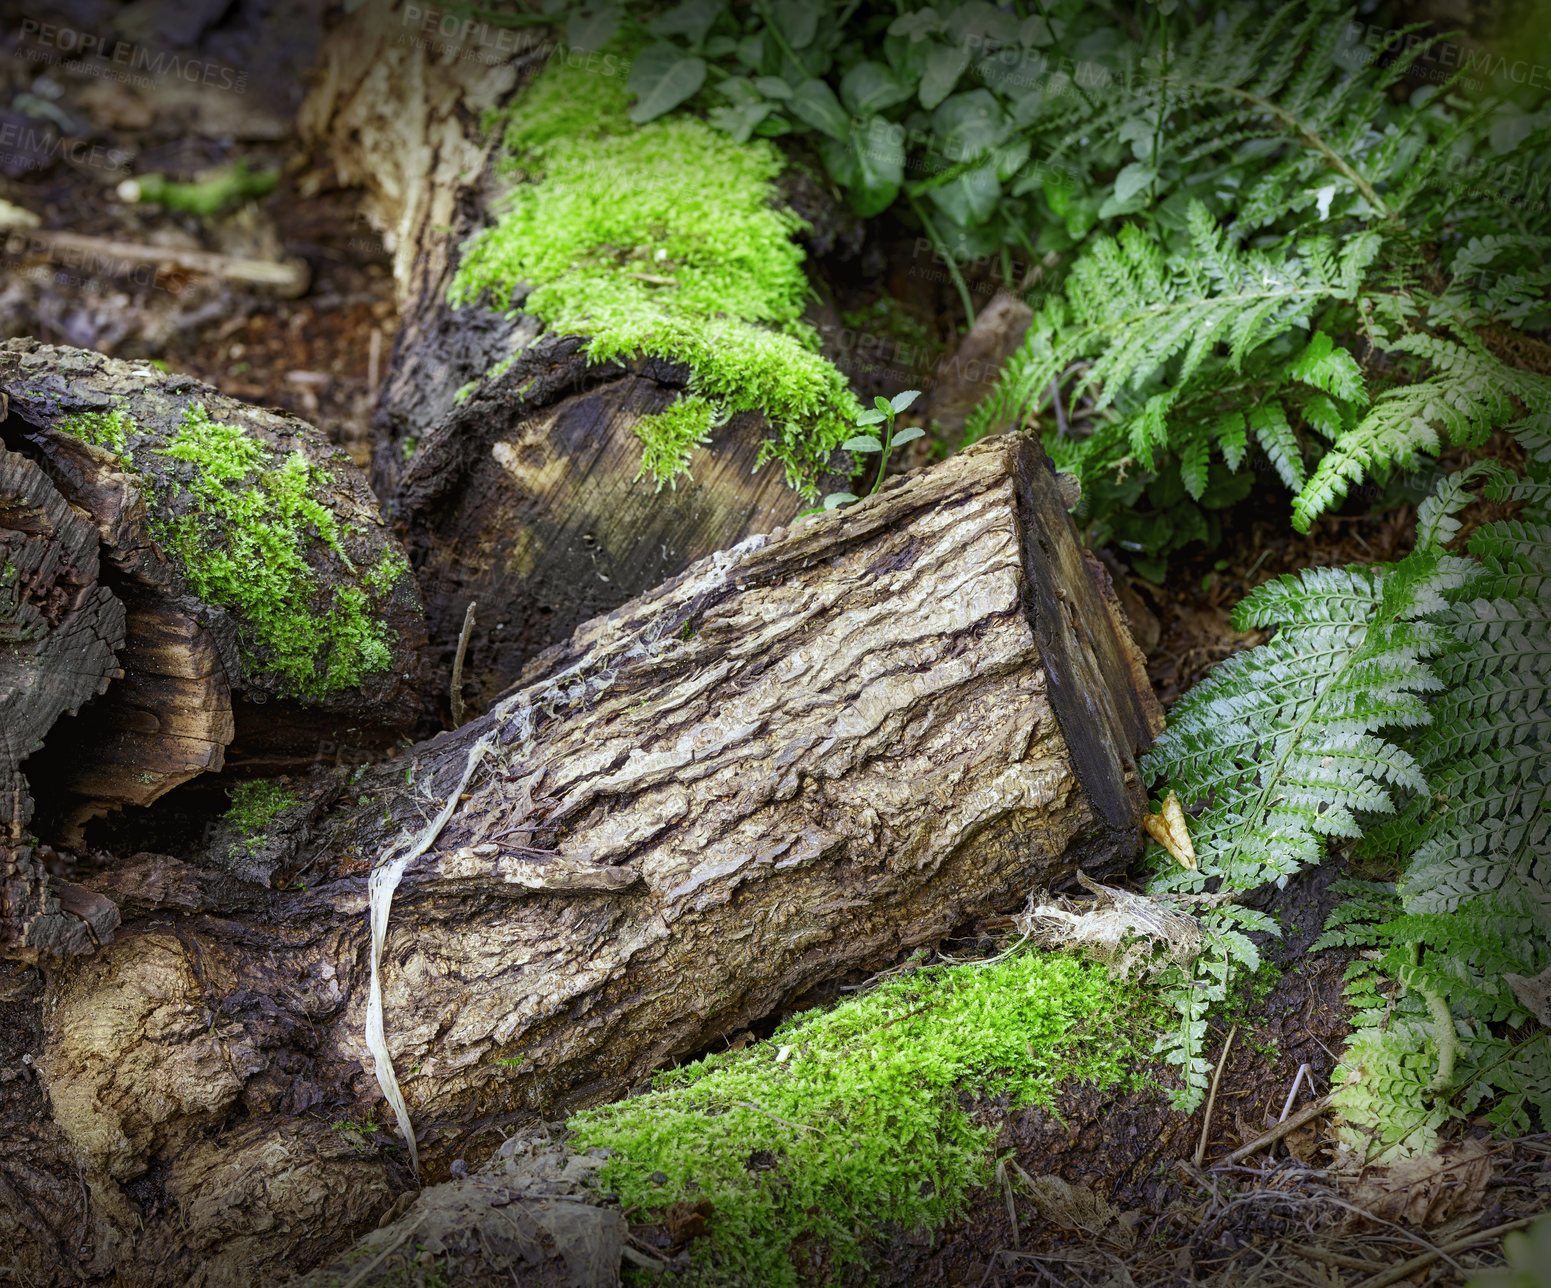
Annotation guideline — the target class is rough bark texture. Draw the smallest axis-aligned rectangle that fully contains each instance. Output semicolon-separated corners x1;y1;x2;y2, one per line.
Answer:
18;435;1158;1286
0;339;430;789
1;441;126;960
297;3;848;708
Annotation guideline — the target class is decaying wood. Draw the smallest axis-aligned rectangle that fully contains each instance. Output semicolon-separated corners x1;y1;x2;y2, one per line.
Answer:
1;441;125;960
26;434;1159;1285
394;338;847;714
298;3;846;708
0;339;430;799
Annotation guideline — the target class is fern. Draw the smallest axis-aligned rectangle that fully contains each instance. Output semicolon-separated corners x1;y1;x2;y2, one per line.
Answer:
1143;419;1550;1122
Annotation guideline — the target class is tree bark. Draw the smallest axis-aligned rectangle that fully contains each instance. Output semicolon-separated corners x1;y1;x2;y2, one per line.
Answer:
0;339;430;817
296;2;850;711
17;434;1159;1286
1;441;125;960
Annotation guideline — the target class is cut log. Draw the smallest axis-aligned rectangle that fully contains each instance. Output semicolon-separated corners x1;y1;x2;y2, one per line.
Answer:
28;435;1159;1285
0;339;430;807
298;3;849;710
1;440;126;960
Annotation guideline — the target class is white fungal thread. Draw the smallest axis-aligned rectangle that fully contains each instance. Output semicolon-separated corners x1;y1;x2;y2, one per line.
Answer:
363;593;707;1173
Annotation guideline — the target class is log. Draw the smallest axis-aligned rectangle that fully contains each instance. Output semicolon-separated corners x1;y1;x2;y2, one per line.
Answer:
0;440;125;959
0;339;430;816
298;2;849;710
24;434;1160;1285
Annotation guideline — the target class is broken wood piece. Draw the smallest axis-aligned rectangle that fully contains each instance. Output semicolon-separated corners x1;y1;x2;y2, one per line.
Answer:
1215;1093;1334;1167
10;228;310;295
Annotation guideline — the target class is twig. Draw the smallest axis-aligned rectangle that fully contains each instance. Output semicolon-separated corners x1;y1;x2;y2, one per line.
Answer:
1216;1093;1332;1166
1196;1023;1238;1168
1353;1212;1546;1288
1280;1062;1313;1123
12;228;309;294
450;601;477;727
1048;377;1069;438
1286;1244;1389;1271
731;1101;821;1134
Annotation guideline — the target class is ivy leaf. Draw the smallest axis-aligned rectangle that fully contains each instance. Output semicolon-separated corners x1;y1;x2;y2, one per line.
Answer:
768;0;821;50
647;0;724;47
820;118;904;217
840;61;913;115
919;43;969;110
1113;162;1156;205
789;78;850;140
627;44;708;122
566;5;620;52
890;389;922;413
891;426;926;445
842;435;884;452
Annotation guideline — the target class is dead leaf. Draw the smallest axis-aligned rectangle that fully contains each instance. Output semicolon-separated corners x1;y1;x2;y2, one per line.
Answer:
1506;964;1551;1025
663;1198;714;1244
1347;1137;1496;1226
1144;791;1197;869
1015;1170;1118;1236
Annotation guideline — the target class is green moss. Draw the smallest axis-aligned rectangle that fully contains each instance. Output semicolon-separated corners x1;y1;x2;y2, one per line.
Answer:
568;952;1156;1286
150;403;396;699
450;55;859;496
225;779;297;858
55;407;136;456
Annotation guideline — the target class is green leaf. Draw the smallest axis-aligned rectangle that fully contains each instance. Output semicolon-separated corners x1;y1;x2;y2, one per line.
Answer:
1113;163;1156;205
931;90;1005;158
1019;15;1054;45
627;44;708;122
824;491;858;509
735;32;765;69
929;163;1001;226
820;118;903;217
753;75;792;99
945;0;1020;45
919;43;969;110
856;408;887;425
840;61;913;115
788;77;850;140
1249;400;1306;491
647;0;724;47
566;5;619;52
843;435;884;452
767;0;821;51
708;101;774;143
874;396;893;413
892;426;926;445
889;9;942;41
890;389;922;413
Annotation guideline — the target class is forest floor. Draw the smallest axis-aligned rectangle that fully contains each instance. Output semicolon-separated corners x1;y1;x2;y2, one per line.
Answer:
2;25;1547;1288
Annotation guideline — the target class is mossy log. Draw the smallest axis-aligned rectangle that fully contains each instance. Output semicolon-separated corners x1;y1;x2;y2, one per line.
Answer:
14;434;1159;1285
0;339;429;846
298;2;851;711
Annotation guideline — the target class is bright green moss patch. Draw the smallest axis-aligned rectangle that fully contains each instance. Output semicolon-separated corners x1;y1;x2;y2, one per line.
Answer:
450;56;859;495
568;952;1156;1286
56;407;136;456
150;403;396;700
225;778;297;859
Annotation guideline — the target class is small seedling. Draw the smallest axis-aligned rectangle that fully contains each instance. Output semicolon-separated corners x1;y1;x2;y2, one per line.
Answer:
804;389;922;516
